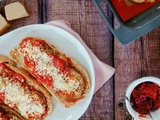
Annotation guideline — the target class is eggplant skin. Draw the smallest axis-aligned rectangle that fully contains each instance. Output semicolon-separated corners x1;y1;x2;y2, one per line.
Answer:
0;104;25;120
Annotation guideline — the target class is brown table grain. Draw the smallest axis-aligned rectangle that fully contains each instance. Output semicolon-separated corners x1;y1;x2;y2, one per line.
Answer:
1;0;160;120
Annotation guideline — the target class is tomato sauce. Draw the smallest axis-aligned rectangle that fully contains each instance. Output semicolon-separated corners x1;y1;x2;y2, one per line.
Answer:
0;111;10;120
0;63;27;109
0;63;48;119
20;38;71;88
0;93;5;104
110;0;160;21
49;54;66;71
49;54;71;76
131;82;160;115
32;68;53;87
20;38;53;87
0;63;26;85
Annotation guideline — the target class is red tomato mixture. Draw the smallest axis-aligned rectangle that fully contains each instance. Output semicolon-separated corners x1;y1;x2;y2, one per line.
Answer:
131;82;160;115
0;111;10;120
111;0;160;21
20;37;71;88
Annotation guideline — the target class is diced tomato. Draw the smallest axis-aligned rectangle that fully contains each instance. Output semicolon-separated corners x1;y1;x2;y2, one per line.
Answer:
131;82;160;115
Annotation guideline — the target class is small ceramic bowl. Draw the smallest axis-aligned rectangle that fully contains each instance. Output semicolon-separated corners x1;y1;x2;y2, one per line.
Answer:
125;76;160;120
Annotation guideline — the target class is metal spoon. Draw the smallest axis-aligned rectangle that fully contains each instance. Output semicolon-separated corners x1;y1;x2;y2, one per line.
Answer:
126;96;133;106
148;98;154;120
125;96;155;120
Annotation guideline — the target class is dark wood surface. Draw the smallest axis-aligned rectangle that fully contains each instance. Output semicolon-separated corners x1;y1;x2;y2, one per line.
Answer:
0;0;160;120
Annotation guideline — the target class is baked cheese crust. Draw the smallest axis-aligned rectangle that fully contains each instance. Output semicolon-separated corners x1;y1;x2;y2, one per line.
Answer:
0;55;53;120
10;37;90;108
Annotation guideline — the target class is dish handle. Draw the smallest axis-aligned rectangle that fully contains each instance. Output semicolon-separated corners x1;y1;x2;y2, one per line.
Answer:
93;0;160;45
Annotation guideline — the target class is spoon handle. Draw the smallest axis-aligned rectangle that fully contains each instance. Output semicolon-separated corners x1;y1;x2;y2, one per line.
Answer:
126;96;133;106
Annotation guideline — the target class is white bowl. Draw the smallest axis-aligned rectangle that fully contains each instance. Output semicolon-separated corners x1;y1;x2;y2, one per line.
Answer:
125;76;160;120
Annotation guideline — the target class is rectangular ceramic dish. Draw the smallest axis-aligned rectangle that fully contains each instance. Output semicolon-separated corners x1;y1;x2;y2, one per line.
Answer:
93;0;160;44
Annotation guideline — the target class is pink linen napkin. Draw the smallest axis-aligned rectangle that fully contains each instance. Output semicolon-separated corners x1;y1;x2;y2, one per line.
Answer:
46;20;115;93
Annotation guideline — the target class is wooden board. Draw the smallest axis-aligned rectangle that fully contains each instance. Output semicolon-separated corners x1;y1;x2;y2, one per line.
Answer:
114;20;160;119
1;0;160;119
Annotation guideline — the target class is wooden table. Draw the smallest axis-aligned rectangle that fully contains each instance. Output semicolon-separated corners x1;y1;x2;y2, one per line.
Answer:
1;0;160;120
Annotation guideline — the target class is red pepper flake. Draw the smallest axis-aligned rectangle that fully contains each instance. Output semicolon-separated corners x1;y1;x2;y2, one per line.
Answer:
131;82;160;115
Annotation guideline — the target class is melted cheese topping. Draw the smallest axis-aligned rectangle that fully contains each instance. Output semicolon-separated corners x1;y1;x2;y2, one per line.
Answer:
0;66;46;118
20;41;80;92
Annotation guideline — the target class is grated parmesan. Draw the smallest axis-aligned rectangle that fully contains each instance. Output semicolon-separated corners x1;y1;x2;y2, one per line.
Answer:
0;66;46;118
19;40;81;92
